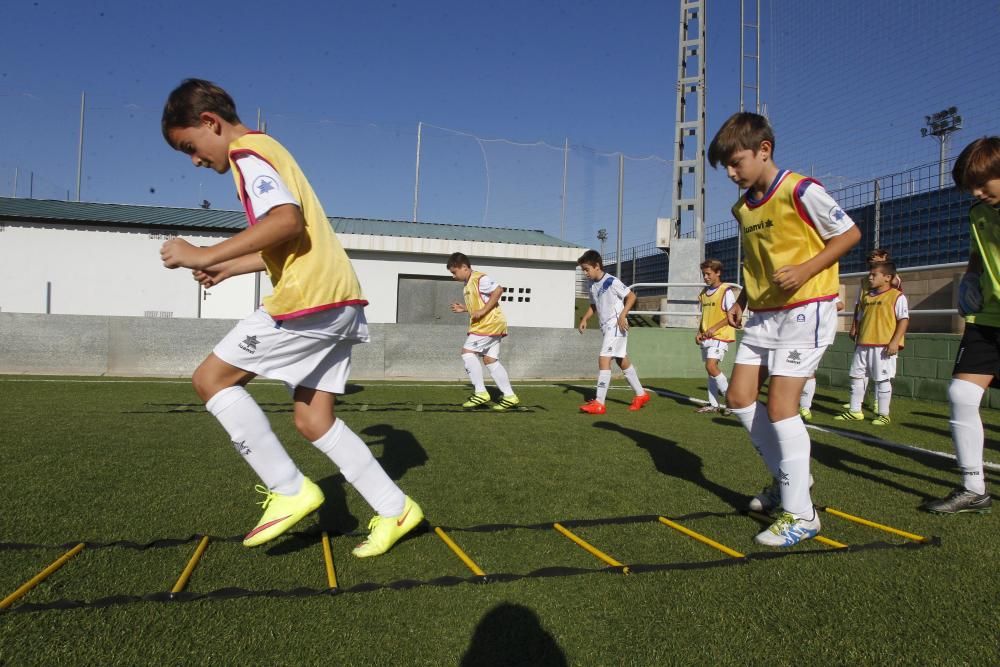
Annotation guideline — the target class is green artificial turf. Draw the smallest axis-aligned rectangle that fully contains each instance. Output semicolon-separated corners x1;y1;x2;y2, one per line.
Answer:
1;376;997;665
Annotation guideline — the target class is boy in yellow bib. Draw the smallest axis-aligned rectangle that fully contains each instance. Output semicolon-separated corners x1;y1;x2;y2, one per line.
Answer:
708;112;860;547
835;262;908;425
694;259;738;414
159;79;422;557
447;252;519;411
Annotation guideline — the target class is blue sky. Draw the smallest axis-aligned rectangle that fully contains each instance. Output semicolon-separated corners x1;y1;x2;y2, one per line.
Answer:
2;1;996;252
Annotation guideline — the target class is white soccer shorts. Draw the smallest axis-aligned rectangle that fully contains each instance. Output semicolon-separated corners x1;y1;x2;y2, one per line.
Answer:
700;339;730;361
213;305;369;393
462;333;503;359
849;346;898;381
734;342;828;378
599;328;629;358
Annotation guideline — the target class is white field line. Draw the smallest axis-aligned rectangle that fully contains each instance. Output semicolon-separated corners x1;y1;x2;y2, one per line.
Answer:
650;387;1000;473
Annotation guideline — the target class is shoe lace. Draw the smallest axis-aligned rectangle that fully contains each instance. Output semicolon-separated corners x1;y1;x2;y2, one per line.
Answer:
254;484;276;511
770;512;796;533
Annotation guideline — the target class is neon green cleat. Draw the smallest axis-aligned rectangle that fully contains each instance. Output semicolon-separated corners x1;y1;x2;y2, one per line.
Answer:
243;477;324;548
834;411;865;421
462;392;491;408
492;394;520;411
352;496;424;558
799;407;813;422
872;414;891;426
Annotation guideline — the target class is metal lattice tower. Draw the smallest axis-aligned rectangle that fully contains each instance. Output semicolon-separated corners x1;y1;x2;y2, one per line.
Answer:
740;0;761;115
669;0;706;242
664;0;706;327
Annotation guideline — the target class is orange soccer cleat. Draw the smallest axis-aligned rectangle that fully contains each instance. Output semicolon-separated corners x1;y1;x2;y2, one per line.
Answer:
579;399;607;414
628;392;651;411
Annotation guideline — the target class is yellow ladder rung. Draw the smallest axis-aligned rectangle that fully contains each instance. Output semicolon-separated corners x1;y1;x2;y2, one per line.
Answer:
658;516;745;558
553;523;629;574
434;527;486;577
1;542;86;610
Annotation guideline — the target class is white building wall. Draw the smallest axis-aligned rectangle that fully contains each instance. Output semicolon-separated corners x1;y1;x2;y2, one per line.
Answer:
1;222;578;327
351;251;575;328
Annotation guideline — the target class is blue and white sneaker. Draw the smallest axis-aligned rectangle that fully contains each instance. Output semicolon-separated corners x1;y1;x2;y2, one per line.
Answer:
754;510;820;547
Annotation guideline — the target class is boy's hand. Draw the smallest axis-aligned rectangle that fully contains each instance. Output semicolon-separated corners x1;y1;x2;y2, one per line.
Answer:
726;302;744;329
883;342;900;357
958;273;983;316
471;308;486;321
193;266;228;288
617;313;630;333
578;319;588;334
695;332;706;344
772;264;811;292
450;302;467;313
161;238;208;270
849;323;858;341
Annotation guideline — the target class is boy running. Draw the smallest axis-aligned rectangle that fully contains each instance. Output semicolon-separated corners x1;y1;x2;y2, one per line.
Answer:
694;259;738;414
159;79;423;556
577;250;651;414
709;112;860;546
923;136;1000;515
446;252;519;411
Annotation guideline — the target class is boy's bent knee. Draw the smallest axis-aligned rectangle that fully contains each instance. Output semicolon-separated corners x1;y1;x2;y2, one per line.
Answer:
295;412;336;442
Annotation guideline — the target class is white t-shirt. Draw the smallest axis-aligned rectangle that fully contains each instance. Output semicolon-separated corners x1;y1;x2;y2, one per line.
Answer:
235;154;299;220
587;273;631;332
472;274;500;302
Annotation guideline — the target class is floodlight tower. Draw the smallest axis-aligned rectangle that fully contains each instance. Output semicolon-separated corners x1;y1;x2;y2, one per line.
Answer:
921;107;962;189
662;0;707;328
597;228;608;257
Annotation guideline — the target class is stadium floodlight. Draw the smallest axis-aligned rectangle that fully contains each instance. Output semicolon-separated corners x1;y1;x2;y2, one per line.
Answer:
921;107;962;188
597;228;608;257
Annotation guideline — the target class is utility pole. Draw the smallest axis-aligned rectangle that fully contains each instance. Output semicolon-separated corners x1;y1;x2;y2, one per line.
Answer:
412;121;423;222
76;91;86;202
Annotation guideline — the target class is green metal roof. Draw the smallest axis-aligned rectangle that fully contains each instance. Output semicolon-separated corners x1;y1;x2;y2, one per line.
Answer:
0;197;579;248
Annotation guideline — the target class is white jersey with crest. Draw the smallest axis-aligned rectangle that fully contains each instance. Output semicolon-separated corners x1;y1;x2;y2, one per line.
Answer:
587;273;631;333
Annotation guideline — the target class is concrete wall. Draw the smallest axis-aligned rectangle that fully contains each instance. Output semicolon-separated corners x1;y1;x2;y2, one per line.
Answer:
6;313;992;407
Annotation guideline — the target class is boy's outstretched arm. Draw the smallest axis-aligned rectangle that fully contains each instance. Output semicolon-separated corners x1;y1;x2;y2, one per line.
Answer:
772;225;861;292
161;204;304;271
578;304;595;333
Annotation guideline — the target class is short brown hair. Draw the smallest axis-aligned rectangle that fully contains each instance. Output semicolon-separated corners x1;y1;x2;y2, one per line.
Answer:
577;249;603;268
700;258;724;273
161;79;241;144
952;137;1000;191
867;248;890;263
446;252;471;270
870;261;897;278
708;112;775;167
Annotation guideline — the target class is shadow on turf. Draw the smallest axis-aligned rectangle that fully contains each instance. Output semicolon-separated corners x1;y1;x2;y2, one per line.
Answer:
591;421;748;510
809;438;959;502
461;603;567;667
263;423;429;556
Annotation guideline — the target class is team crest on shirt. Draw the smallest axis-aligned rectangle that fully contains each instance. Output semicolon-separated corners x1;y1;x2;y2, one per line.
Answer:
796;314;806;322
239;335;259;354
252;175;277;197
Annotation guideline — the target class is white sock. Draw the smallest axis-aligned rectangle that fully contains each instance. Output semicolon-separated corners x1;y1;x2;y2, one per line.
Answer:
772;415;813;518
205;386;303;495
800;377;816;410
849;377;865;412
596;370;612;404
622;366;644;396
312;419;406;517
714;372;729;400
948;379;987;494
486;360;514;396
462;353;486;394
706;375;720;407
876;380;892;416
863;376;871;403
731;401;781;477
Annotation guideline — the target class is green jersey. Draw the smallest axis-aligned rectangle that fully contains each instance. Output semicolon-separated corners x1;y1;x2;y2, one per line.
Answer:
966;202;1000;328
